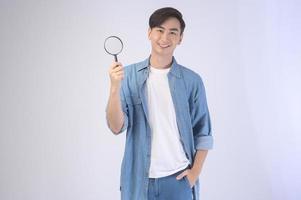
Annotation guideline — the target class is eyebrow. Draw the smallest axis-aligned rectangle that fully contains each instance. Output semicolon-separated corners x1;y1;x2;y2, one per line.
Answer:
157;25;179;32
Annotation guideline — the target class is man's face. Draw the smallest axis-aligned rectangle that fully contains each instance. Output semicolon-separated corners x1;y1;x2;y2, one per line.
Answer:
148;17;183;57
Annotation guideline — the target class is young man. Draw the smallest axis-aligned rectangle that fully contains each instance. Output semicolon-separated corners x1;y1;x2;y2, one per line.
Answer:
106;7;213;200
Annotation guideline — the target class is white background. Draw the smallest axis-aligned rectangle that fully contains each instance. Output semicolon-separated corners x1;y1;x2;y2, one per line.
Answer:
1;0;300;199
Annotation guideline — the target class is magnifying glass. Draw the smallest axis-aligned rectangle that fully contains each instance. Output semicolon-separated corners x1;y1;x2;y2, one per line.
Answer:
104;36;123;62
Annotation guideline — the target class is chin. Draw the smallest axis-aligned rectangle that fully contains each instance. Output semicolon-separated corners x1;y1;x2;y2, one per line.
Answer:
156;48;173;55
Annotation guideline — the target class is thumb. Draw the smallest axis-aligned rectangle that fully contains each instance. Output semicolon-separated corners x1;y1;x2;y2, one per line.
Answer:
176;170;187;180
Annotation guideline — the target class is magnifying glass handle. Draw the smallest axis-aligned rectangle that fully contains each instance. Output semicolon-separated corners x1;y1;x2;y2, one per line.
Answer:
114;55;118;62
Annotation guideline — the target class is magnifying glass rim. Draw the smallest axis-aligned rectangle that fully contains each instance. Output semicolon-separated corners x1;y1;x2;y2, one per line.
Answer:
104;35;123;56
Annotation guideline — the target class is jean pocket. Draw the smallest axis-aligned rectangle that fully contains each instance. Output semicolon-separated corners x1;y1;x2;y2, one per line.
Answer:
183;176;192;188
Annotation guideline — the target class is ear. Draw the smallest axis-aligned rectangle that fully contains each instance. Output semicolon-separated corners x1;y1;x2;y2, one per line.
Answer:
148;28;152;40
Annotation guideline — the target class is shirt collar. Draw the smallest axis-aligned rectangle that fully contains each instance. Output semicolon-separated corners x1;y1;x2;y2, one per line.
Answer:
137;56;182;78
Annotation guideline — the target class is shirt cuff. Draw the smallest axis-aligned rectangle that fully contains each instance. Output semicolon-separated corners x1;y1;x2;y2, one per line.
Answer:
118;113;128;133
194;135;213;150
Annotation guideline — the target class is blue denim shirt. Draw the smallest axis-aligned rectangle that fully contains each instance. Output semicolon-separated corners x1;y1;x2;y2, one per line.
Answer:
107;57;213;200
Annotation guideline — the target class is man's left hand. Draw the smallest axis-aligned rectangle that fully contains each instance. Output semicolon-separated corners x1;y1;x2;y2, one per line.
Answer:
176;169;199;188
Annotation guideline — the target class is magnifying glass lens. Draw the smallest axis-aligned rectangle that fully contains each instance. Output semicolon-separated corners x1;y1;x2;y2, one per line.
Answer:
104;36;123;56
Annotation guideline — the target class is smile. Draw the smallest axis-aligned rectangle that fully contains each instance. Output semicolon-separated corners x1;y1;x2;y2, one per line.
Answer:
158;44;170;48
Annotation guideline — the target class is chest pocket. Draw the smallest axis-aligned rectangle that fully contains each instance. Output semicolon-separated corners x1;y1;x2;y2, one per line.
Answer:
125;95;144;126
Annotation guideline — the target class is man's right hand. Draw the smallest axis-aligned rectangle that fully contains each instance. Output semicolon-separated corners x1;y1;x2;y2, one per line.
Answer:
109;62;124;89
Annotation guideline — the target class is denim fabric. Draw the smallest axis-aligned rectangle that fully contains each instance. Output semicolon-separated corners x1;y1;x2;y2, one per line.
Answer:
148;169;193;200
107;57;213;200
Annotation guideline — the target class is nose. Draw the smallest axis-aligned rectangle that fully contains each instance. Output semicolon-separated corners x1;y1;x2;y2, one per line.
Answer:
161;32;169;42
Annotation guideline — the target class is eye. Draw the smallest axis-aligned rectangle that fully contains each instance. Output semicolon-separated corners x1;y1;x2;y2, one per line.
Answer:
157;29;164;33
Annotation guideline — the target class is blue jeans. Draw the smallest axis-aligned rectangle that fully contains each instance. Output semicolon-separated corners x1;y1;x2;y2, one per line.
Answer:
147;169;193;200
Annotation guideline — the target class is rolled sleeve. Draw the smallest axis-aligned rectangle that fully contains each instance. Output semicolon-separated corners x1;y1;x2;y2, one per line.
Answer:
193;111;213;150
119;86;129;133
194;135;213;150
191;77;214;150
118;112;128;133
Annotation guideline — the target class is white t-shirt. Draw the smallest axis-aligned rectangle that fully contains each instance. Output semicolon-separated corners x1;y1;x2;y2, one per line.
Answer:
147;66;190;178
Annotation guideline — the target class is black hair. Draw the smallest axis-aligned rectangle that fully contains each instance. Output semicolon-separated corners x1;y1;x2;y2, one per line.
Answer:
149;7;186;35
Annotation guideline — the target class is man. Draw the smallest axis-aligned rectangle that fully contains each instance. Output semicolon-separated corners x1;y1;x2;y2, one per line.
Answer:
106;7;213;200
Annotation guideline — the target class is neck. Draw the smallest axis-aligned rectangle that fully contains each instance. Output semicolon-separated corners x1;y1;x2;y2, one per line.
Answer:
149;54;173;69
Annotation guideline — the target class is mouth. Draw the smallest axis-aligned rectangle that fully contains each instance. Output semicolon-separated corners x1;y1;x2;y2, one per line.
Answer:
158;43;170;49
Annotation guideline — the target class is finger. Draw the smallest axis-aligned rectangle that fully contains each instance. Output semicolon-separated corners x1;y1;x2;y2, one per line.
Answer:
111;62;122;69
112;66;124;73
115;71;124;77
112;71;124;78
112;73;124;79
109;67;123;76
176;170;188;180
